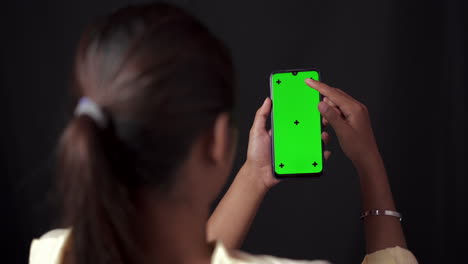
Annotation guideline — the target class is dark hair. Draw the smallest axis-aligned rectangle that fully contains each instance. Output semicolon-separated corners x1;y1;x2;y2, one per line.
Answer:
57;3;234;264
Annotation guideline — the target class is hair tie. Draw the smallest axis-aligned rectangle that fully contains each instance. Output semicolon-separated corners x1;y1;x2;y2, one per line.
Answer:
74;97;108;129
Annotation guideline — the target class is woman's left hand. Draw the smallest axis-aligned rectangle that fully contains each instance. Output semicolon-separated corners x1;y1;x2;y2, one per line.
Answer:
245;97;332;190
208;97;332;248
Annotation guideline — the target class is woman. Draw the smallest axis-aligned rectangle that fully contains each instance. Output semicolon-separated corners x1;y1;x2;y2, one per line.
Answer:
29;3;418;264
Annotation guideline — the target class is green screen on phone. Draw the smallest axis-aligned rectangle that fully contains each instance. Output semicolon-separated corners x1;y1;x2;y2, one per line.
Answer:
270;69;323;177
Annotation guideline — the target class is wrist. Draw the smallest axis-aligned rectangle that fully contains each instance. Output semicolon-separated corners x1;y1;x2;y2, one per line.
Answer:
353;151;396;211
242;161;273;193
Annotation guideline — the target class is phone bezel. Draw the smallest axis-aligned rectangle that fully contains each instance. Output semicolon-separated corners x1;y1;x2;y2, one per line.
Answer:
269;67;325;179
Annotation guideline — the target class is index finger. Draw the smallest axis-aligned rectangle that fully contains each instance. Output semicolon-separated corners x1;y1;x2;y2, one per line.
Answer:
305;78;356;115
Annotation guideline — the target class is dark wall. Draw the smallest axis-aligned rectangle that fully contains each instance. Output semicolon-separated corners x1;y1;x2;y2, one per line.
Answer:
2;0;467;263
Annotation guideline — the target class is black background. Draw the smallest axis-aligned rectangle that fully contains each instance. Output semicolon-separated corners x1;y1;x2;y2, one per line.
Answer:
2;0;467;263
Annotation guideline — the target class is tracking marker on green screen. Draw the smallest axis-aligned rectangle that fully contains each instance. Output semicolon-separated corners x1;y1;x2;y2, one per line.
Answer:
270;69;323;177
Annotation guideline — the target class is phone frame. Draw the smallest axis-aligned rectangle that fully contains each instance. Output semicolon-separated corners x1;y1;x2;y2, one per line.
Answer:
269;67;325;179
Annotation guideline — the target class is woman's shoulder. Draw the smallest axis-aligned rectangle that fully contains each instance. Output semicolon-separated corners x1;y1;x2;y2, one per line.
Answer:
211;242;418;264
29;228;71;264
211;241;331;264
362;246;418;264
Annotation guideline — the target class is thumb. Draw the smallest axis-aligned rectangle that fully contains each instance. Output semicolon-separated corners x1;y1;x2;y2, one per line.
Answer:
251;97;271;133
318;101;348;133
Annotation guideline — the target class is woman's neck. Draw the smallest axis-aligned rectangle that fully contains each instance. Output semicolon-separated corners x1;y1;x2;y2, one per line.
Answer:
134;191;214;264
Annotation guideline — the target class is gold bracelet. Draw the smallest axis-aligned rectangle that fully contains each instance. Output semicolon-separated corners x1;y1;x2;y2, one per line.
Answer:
360;209;402;221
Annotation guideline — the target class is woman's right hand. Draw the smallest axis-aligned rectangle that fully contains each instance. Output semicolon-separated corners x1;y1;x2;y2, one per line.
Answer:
305;78;380;167
306;79;412;255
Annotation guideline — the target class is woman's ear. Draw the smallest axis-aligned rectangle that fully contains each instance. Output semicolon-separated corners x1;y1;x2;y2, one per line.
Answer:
209;112;232;164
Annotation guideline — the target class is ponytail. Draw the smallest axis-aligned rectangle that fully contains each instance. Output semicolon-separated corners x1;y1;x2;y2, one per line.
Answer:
58;3;235;263
57;115;140;264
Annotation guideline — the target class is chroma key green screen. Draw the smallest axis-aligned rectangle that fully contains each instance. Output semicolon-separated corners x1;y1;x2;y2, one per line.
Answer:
270;70;323;177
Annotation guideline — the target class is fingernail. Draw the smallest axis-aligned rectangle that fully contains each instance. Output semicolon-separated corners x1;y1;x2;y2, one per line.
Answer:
305;78;314;84
318;101;328;112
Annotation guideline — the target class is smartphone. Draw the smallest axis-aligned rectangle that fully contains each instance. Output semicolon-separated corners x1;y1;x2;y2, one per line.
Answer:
270;68;323;178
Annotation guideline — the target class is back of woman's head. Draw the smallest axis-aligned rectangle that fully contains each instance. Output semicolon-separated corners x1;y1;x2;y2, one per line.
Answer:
57;3;234;264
